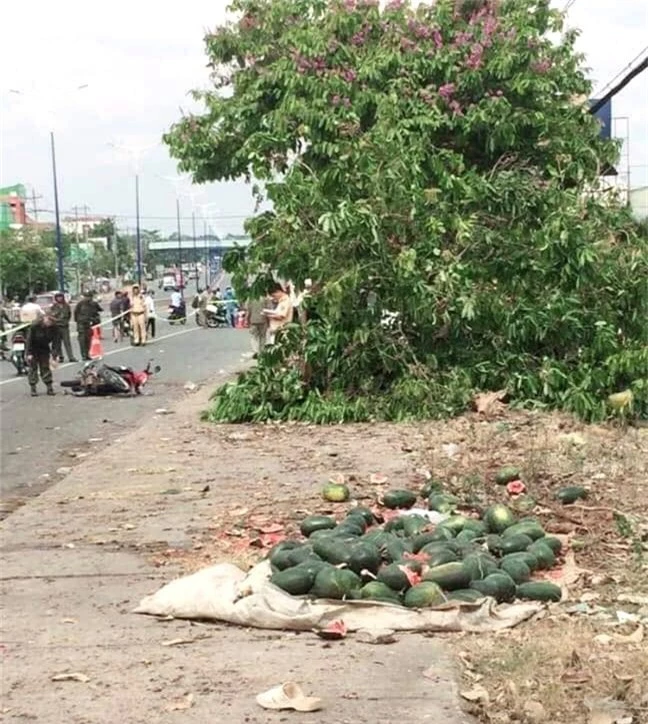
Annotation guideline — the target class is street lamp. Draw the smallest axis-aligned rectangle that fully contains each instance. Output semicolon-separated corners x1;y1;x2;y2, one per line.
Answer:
180;188;205;291
160;174;192;297
9;84;89;293
197;202;222;289
109;141;157;287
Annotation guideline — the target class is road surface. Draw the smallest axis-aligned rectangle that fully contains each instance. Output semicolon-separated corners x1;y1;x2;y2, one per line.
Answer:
0;308;250;516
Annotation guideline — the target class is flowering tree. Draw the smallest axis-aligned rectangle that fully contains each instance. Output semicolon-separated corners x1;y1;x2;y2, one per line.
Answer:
166;0;648;422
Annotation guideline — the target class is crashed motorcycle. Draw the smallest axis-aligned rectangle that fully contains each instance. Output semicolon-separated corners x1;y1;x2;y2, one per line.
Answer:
60;359;160;396
204;303;229;328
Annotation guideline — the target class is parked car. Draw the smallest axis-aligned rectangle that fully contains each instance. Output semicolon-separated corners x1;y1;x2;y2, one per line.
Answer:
34;291;71;312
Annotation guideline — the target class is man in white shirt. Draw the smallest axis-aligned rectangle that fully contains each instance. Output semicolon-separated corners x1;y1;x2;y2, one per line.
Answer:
145;290;157;339
20;296;42;324
263;283;293;344
170;288;183;311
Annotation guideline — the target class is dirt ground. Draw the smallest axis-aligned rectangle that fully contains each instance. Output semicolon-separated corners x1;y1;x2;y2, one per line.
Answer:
151;407;647;724
2;373;646;723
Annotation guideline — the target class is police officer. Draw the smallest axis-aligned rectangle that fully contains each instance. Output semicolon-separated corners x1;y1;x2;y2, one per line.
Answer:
25;313;59;396
50;292;77;362
74;291;102;360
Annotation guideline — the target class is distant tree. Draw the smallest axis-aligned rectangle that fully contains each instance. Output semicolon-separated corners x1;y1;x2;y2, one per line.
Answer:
0;229;58;299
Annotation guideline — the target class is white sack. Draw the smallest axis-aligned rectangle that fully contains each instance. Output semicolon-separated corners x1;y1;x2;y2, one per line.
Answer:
134;561;541;633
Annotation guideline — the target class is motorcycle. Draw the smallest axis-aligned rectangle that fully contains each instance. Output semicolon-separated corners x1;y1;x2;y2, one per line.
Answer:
204;302;229;328
61;359;161;396
10;329;27;375
168;303;187;325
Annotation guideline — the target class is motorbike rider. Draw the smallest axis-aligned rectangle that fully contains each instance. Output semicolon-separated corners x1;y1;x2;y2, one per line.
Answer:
20;296;42;324
74;290;102;361
169;287;185;319
0;299;11;359
145;290;156;339
25;313;60;396
223;286;237;327
50;292;77;362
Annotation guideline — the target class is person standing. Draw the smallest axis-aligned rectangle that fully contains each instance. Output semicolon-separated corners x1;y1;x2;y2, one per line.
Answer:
109;291;124;343
74;291;101;361
20;296;42;324
223;286;237;327
197;288;209;328
145;290;157;339
0;299;11;360
263;283;293;345
25;313;59;396
129;285;148;346
50;292;77;362
246;294;269;357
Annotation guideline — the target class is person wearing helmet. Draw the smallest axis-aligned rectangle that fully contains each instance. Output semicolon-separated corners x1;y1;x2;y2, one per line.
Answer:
50;292;77;362
25;313;59;396
74;291;102;360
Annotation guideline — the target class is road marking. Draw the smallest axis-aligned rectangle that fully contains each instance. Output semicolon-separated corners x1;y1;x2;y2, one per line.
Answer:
0;325;201;387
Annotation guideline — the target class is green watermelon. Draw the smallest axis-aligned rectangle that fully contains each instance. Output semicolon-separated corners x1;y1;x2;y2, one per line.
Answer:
484;504;516;534
311;567;360;599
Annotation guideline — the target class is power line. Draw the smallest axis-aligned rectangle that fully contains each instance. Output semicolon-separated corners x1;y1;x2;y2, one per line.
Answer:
563;0;577;12
594;45;648;98
590;55;648;114
28;210;254;222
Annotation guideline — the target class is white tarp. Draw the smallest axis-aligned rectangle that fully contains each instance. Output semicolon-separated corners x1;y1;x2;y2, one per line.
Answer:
134;561;542;633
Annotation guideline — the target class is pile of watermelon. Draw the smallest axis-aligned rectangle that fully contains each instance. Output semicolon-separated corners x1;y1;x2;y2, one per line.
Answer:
268;482;563;608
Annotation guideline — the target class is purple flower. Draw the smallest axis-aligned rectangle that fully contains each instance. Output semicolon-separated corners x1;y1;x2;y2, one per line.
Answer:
400;36;416;51
342;68;357;83
483;15;498;36
343;97;351;107
466;42;484;69
386;0;404;10
331;94;341;106
453;30;473;47
432;29;443;49
439;83;456;99
343;0;356;10
449;100;463;116
532;59;551;73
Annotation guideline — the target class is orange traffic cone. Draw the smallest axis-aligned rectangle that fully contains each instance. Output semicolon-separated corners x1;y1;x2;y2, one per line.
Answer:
89;326;103;359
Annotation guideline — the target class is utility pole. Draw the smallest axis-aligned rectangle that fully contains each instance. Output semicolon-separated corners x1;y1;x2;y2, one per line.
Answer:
71;204;84;294
176;198;183;298
203;220;209;288
29;189;43;223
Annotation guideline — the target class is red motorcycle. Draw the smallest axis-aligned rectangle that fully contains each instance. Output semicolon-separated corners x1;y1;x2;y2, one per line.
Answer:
61;359;160;396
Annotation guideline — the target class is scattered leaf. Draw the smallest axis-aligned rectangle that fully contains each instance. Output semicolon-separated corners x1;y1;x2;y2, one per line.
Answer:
460;684;490;704
164;694;194;712
51;672;90;683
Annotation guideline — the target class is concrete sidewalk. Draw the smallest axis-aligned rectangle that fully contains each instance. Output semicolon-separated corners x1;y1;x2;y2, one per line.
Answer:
0;375;474;724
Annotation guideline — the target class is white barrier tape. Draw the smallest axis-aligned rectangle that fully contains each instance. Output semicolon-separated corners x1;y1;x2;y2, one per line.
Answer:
0;322;30;339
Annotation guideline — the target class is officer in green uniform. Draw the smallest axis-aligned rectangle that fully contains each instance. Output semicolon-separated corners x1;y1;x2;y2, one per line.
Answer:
74;291;103;360
25;313;59;396
50;292;77;362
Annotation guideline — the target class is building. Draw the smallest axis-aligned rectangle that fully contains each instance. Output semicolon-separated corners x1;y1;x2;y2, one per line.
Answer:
61;215;111;237
0;184;27;230
629;186;648;221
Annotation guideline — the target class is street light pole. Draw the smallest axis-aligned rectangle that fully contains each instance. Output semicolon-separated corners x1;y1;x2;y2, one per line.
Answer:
50;131;65;292
191;210;197;288
135;172;142;287
175;197;183;298
203;220;209;288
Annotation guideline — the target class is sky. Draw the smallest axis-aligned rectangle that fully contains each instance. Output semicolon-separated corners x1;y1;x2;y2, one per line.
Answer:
1;0;646;237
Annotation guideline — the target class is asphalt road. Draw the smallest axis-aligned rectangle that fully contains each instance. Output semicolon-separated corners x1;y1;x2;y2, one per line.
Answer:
0;304;250;513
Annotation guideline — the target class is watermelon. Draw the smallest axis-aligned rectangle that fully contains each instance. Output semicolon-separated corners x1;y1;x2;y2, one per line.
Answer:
516;581;562;602
495;466;521;485
470;573;517;603
500;551;540;572
484;504;516;534
300;515;337;537
446;589;483;603
312;538;353;565
461;552;499;581
347;506;375;526
424;562;471;590
360;581;402;604
499;557;531;584
404;582;446;608
419;545;459;567
382;489;417;509
311;567;360;599
401;515;430;537
377;563;419;592
542;536;563;555
556;486;588;504
271;567;317;595
502;521;545;541
427;493;458;513
438;515;469;535
347;543;381;576
420;479;443;499
527;541;556;569
498;534;534;555
322;482;350;502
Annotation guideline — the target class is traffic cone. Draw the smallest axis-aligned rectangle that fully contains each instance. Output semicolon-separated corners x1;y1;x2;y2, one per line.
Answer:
89;326;103;359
